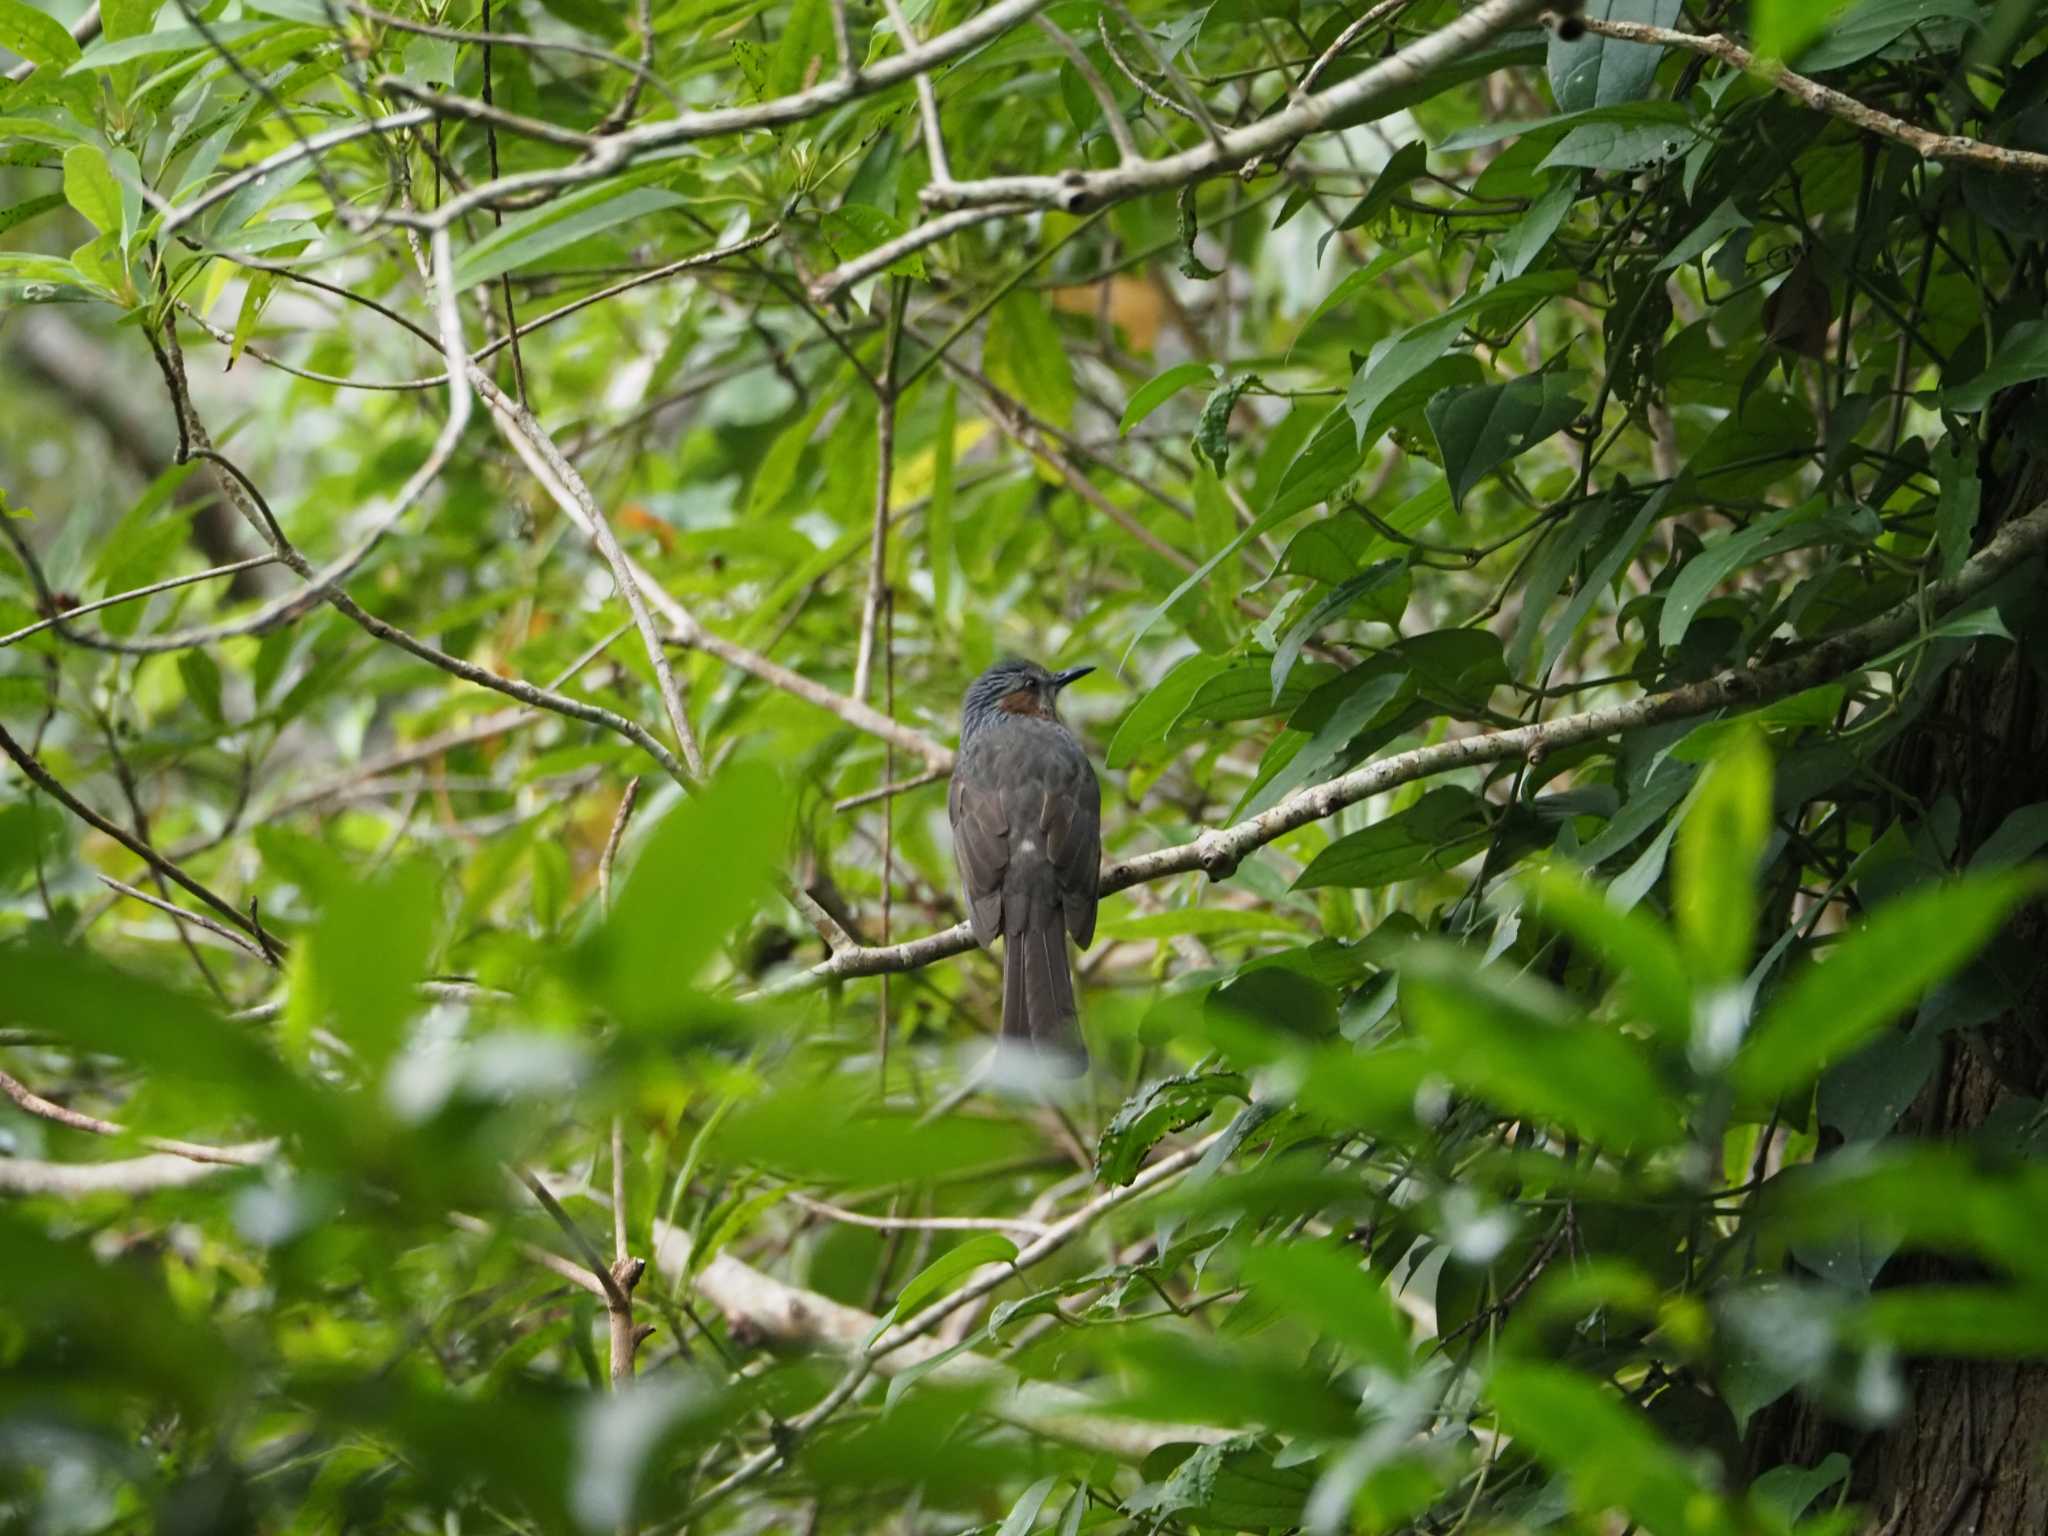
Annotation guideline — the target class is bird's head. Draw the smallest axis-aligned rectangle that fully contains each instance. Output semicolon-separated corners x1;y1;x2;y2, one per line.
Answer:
962;658;1093;730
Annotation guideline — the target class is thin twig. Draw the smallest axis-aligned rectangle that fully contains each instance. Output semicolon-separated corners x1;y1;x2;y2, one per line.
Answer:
852;287;907;704
0;721;263;941
99;877;274;963
599;777;642;914
788;1191;1052;1235
515;1165;631;1311
1036;15;1139;162
0;556;278;648
0;1068;270;1167
832;767;947;813
879;0;953;182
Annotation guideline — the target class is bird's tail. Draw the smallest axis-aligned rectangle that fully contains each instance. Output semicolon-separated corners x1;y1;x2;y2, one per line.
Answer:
1001;914;1087;1076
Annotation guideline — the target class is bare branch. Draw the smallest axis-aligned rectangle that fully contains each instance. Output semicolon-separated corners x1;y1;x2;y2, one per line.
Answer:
852;294;906;706
515;1165;632;1312
0;556;277;649
0;1069;271;1167
788;1191;1052;1236
879;0;954;183
809;204;1032;303
924;0;1546;211
99;877;275;964
1565;13;2048;179
0;720;264;942
327;0;1056;231
0;1144;277;1197
474;389;706;780
832;767;947;813
3;2;99;82
599;777;643;914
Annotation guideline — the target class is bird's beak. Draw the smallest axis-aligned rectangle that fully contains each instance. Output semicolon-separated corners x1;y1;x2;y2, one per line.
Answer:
1051;665;1095;690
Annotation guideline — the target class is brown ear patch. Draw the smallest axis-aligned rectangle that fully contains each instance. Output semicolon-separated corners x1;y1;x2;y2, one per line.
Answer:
998;687;1046;716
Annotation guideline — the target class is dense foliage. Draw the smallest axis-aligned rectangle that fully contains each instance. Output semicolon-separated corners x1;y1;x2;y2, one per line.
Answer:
4;0;2048;1531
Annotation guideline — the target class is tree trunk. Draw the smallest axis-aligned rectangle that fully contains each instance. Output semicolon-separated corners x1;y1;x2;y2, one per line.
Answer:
1755;436;2048;1532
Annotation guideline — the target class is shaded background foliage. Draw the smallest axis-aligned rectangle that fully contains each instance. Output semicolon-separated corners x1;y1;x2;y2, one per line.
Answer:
4;0;2048;1531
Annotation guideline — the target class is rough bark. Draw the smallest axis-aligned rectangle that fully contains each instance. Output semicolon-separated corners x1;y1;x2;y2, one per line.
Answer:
1757;416;2048;1533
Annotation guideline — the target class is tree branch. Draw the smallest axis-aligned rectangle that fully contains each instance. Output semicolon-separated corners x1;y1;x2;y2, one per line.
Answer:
765;499;2048;993
1569;14;2048;180
924;0;1546;211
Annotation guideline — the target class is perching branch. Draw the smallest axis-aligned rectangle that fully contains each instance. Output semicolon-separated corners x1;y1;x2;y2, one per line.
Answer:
768;498;2048;993
1568;14;2048;180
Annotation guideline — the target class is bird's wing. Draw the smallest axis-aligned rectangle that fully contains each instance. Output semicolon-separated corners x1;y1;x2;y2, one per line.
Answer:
948;761;1008;948
1042;745;1101;948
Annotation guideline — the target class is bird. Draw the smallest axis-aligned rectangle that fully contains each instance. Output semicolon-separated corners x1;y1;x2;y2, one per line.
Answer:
948;658;1101;1074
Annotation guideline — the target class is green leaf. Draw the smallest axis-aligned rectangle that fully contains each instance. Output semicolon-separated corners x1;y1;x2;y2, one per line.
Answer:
1176;184;1221;280
1097;1071;1248;1187
996;1477;1059;1536
1547;0;1683;109
1535;488;1663;677
62;145;122;238
1658;500;1855;649
0;0;83;69
1735;868;2046;1100
1851;1286;2048;1356
1494;171;1577;280
769;0;834;94
883;1233;1018;1328
1193;374;1260;475
820;204;924;278
1107;653;1232;768
1653;196;1751;271
0;191;65;239
1180;658;1335;726
1752;1454;1851;1521
1270;559;1405;699
100;0;162;40
1399;959;1684;1148
1539;119;1694;172
176;648;224;725
718;1088;1035;1187
572;762;789;1029
1753;0;1852;60
1295;785;1491;891
1488;1361;1731;1535
0;940;337;1147
1124;1434;1314;1530
1238;1241;1412;1371
69;20;277;70
1799;0;1979;69
1521;865;1692;1040
1932;432;1980;579
301;857;442;1069
1683;388;1817;498
1425;373;1582;510
1325;137;1427;249
1343;270;1577;445
452;184;688;290
1943;317;2048;413
1099;908;1303;942
985;290;1075;431
1120;361;1215;436
1674;726;1771;990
